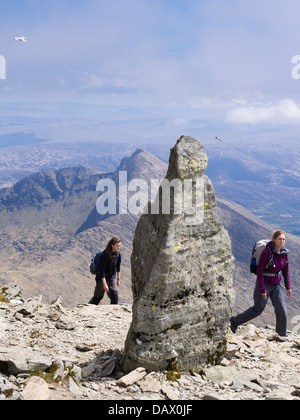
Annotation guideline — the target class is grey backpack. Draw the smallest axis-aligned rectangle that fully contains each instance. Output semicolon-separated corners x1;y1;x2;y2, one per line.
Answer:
250;239;273;275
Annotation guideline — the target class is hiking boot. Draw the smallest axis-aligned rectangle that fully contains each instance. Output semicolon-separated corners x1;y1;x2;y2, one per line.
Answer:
230;317;237;334
267;333;288;343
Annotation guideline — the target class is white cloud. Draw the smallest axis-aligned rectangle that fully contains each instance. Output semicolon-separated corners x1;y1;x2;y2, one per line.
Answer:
226;99;300;124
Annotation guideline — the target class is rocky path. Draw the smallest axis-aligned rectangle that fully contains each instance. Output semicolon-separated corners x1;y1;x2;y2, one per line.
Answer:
1;284;300;400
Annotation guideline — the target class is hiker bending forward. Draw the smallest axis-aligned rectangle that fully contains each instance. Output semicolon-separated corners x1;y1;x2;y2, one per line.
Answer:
89;237;122;305
231;231;292;337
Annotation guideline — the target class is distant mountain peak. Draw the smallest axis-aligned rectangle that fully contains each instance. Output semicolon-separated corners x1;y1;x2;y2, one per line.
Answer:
116;148;167;181
0;166;101;210
132;148;145;156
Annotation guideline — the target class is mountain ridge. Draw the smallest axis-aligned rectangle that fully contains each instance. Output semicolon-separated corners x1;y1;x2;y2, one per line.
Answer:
0;166;103;210
0;138;299;235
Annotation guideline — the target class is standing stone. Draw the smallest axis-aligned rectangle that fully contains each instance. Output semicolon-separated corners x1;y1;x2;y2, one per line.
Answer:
123;136;235;373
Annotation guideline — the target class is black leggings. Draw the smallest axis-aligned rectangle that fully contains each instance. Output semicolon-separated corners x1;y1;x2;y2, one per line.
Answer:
89;275;119;305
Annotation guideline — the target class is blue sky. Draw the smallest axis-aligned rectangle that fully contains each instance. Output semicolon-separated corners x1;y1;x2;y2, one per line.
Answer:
1;0;300;136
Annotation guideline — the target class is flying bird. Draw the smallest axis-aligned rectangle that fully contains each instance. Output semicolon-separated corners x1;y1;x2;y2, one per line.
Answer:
214;135;223;143
14;37;27;42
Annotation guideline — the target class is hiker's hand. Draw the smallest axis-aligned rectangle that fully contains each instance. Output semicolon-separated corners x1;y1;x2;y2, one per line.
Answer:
103;282;109;293
117;280;120;287
287;289;292;298
262;293;267;301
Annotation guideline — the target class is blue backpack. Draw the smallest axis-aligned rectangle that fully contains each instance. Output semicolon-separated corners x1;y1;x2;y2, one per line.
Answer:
90;251;119;275
90;252;103;275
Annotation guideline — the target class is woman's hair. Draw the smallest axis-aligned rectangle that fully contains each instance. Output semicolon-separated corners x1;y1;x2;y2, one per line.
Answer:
272;230;286;241
105;237;121;260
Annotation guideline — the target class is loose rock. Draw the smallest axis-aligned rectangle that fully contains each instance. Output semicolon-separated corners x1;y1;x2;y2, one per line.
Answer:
117;367;147;387
0;285;299;400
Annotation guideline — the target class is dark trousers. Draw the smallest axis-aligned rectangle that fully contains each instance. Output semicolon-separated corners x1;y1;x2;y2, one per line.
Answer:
233;281;287;336
89;275;119;305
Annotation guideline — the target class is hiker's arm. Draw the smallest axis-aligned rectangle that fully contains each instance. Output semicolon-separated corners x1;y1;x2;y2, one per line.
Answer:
116;254;121;285
256;249;270;295
97;253;109;292
282;254;291;294
102;277;109;292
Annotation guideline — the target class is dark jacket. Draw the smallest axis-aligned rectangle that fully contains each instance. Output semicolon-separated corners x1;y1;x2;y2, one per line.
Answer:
96;250;121;280
257;241;290;294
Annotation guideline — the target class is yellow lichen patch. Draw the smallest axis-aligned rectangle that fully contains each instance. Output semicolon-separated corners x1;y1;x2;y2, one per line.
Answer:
174;242;182;253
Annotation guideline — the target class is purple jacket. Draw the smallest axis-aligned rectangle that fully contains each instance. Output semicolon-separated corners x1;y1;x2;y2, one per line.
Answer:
257;241;291;294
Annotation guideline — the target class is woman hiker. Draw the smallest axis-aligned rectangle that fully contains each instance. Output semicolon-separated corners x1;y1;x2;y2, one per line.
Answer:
230;230;292;337
89;237;122;305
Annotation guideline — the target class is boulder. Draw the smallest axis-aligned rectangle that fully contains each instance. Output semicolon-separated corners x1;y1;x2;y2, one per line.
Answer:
0;347;52;375
123;136;235;373
21;376;49;401
0;284;22;302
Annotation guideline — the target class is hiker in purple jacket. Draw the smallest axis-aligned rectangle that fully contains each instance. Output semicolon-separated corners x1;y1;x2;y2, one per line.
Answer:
230;231;292;337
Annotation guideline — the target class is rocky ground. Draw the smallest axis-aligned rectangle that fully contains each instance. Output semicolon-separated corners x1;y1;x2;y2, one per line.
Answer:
1;284;300;401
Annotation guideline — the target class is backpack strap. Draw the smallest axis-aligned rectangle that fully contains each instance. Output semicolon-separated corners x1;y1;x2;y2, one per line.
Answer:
264;244;274;271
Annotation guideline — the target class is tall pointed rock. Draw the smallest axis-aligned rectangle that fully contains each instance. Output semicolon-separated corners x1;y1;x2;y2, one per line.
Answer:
123;136;235;373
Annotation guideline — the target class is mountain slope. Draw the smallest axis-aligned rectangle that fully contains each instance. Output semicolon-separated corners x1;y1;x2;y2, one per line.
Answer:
204;140;300;236
0;167;103;261
0;149;168;305
0;149;299;330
